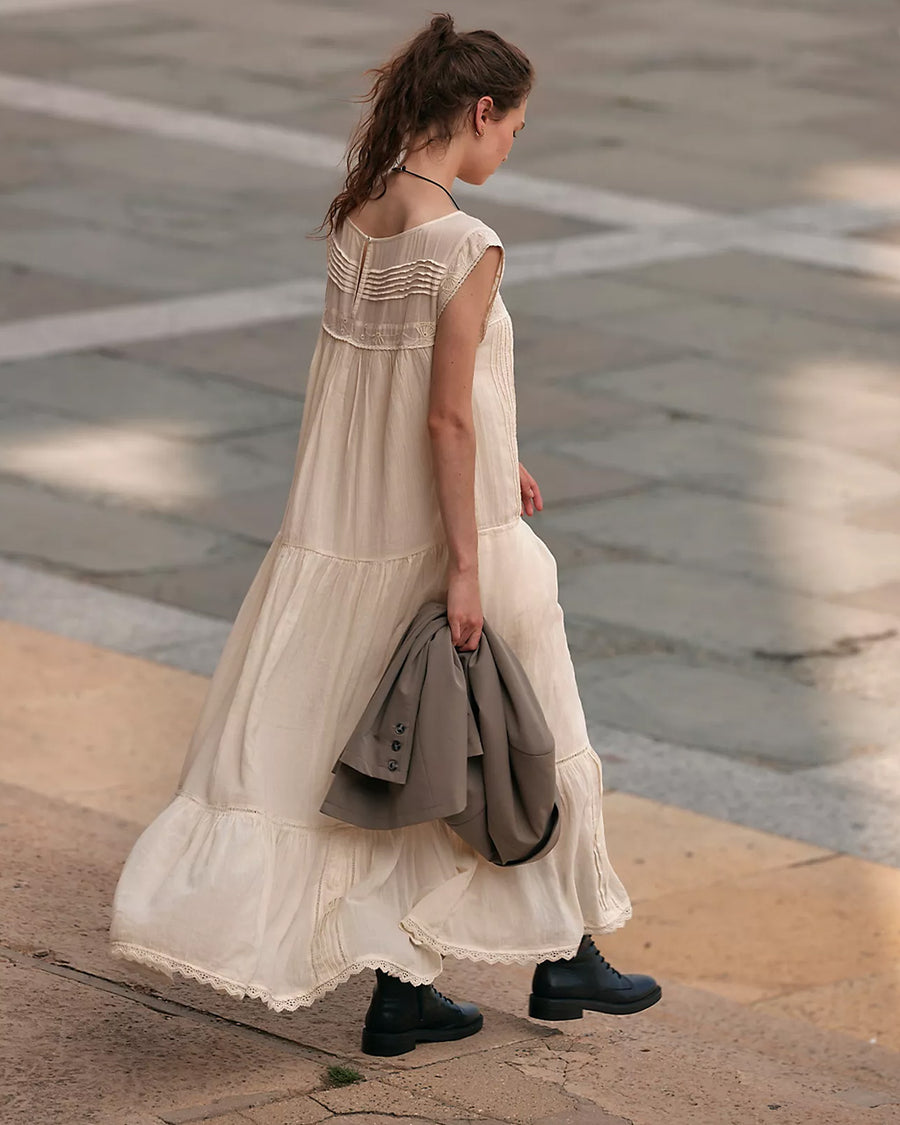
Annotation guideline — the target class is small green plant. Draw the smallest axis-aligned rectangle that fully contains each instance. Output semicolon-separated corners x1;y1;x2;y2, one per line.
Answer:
325;1063;364;1087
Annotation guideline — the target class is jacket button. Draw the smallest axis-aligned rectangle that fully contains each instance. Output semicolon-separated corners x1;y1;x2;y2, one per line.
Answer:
394;722;406;733
391;740;402;751
388;759;398;771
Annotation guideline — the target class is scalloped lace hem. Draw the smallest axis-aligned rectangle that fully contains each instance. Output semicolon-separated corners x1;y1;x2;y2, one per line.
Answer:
109;899;633;1012
400;901;634;965
108;941;436;1012
401;918;581;965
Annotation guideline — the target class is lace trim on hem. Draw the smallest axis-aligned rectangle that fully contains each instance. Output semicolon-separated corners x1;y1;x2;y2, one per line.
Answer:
401;917;580;965
108;941;436;1012
587;904;634;935
400;900;634;965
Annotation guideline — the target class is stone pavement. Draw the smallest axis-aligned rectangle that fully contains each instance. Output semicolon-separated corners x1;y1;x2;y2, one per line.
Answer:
4;619;900;1124
1;0;900;1120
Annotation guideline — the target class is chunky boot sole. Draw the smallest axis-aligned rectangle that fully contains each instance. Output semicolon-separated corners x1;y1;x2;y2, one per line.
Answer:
361;1013;484;1057
529;985;662;1020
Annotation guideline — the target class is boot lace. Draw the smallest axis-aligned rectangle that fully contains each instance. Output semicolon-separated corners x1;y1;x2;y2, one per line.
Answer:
584;936;626;981
428;984;461;1011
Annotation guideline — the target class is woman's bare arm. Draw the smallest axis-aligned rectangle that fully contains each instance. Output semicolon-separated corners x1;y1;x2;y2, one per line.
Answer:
428;246;502;650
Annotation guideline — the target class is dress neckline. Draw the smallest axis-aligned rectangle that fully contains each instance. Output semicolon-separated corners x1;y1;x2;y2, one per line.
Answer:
344;210;463;242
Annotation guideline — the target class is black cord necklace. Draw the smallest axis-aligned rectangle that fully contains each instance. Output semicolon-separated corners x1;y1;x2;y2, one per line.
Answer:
393;164;460;210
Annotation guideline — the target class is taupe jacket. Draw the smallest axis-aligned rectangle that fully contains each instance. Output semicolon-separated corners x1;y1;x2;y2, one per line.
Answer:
320;600;560;866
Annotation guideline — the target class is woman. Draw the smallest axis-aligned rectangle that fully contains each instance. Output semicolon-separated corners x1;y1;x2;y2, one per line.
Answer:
108;12;660;1058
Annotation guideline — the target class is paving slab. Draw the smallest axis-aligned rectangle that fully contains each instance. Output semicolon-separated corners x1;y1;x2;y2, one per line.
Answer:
3;619;900;1121
0;5;191;36
152;0;393;40
605;293;900;365
503;1015;899;1125
0;958;326;1125
599;791;831;901
95;540;270;620
177;483;291;543
784;629;900;706
0;557;229;673
0;28;113;77
67;61;317;120
594;721;900;867
117;319;321;397
380;1051;585;1123
515;379;656;441
502;273;683;323
0;260;157;320
0;103;112;144
136;630;230;676
0;224;299;296
551;49;873;118
616;248;900;327
0;777;550;1070
555;554;900;656
571;110;875;180
520;142;807;212
0;138;60;190
754;970;900;1053
3;178;325;252
515;445;648;508
447;197;604;244
574;653;900;767
560;414;900;513
98;26;373;82
0;407;294;511
54;131;336;196
0;201;61;236
599;852;900;1017
539;487;900;596
310;1079;473;1124
0;619;205;820
242;1096;331;1125
577;356;900;467
0;478;239;574
0;352;302;438
509;318;686;384
564;3;864;49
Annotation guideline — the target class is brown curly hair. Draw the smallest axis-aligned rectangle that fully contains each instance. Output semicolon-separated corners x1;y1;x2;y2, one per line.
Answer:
311;12;533;240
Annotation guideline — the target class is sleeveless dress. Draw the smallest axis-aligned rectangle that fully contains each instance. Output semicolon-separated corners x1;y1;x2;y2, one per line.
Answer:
108;209;633;1011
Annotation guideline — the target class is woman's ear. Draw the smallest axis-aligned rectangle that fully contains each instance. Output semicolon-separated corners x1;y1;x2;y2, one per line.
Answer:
475;94;494;131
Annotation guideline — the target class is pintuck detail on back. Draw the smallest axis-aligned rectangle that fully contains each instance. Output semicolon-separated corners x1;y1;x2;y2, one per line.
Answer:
107;209;633;1013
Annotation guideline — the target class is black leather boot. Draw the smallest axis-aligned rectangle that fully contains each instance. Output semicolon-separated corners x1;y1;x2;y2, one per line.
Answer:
361;968;484;1056
529;934;662;1020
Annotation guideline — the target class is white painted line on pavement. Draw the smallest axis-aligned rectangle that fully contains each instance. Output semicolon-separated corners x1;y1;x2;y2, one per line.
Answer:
469;169;708;228
0;279;325;363
3;217;900;363
0;220;754;363
0;557;229;676
736;227;900;284
0;73;348;170
593;721;900;869
0;71;897;366
0;71;896;252
0;72;735;233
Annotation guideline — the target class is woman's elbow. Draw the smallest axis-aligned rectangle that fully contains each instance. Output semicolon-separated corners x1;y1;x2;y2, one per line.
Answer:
427;412;474;438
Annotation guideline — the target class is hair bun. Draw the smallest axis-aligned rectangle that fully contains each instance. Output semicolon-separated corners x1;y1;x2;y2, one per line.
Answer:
429;12;455;44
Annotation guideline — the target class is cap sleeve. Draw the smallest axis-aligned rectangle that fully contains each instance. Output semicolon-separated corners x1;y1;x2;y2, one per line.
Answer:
437;222;505;340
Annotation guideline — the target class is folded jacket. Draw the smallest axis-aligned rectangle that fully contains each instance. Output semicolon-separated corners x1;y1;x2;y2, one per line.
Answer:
319;599;561;866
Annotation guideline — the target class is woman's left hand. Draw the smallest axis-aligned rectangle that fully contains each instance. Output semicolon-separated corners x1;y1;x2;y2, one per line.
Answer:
519;462;543;517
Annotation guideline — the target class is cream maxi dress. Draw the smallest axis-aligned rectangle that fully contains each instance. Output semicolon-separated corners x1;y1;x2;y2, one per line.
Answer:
108;209;633;1011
